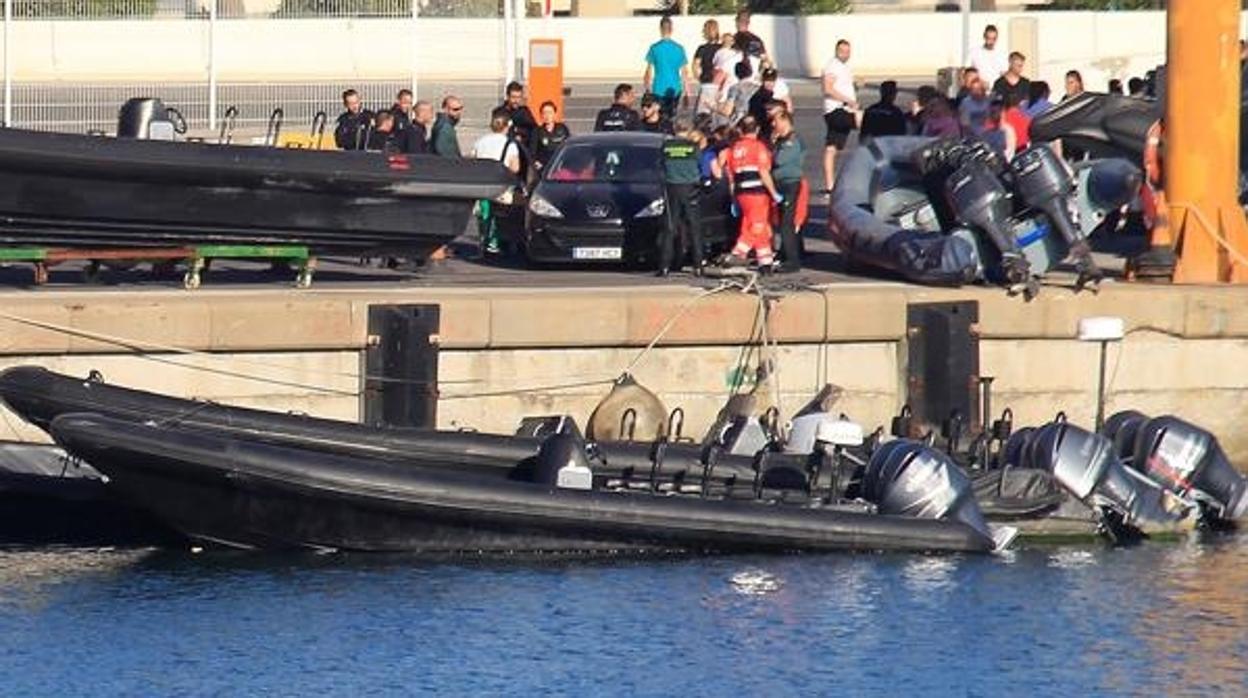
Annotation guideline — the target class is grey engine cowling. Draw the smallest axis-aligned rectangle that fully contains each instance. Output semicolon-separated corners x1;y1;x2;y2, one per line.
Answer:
1131;416;1248;522
863;439;1014;550
1026;421;1193;535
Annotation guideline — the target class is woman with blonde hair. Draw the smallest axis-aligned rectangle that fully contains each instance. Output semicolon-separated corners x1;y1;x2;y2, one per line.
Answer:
692;19;722;116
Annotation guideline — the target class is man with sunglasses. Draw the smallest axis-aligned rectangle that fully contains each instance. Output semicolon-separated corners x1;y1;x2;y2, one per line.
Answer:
431;95;464;158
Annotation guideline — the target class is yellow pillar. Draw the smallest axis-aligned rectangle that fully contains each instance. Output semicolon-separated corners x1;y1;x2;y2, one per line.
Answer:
1166;0;1248;283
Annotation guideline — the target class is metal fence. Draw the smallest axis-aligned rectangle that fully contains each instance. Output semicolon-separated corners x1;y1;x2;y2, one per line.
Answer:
8;0;509;20
1;1;521;135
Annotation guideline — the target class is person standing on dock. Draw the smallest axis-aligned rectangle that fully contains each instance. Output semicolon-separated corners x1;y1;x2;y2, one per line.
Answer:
595;84;641;132
531;101;571;175
969;24;1008;84
692;19;721;116
657;116;705;277
991;52;1031;109
500;81;538;149
431;96;464;158
821;39;858;192
770;110;805;273
406;100;434;154
720;116;782;272
334;89;373;151
643;15;690;118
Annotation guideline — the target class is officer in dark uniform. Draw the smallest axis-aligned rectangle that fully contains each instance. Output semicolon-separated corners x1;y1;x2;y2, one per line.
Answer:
594;83;641;132
500;81;539;147
657;116;705;276
334;89;374;151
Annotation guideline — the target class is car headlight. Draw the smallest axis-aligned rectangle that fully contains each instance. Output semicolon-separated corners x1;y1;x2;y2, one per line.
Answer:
635;197;666;218
529;193;564;219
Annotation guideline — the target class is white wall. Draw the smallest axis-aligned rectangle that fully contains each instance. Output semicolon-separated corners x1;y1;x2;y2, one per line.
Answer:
0;11;1229;90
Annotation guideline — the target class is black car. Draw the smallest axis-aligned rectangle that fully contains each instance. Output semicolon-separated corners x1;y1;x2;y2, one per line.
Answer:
523;132;734;266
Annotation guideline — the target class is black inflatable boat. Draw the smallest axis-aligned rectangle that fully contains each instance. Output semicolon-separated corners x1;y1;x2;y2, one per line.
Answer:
46;413;1007;554
0;440;180;544
0;126;513;259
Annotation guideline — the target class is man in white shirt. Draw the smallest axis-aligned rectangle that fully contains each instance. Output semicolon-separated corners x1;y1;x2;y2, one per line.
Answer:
821;39;858;191
969;24;1008;83
471;107;522;255
472;107;522;175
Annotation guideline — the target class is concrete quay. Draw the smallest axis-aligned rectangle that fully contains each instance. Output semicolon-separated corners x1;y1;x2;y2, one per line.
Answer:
1;277;1247;464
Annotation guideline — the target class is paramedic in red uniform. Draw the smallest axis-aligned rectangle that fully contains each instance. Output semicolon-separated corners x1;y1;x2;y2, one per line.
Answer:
719;116;783;271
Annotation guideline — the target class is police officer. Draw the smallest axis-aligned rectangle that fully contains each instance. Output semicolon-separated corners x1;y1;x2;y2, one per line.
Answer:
594;83;641;132
334;89;374;150
657;116;705;276
771;109;805;272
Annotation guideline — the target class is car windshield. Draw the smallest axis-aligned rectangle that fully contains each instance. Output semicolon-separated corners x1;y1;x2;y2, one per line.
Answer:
544;143;661;184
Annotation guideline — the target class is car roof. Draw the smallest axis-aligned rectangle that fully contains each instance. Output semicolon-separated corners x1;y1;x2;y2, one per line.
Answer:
562;132;666;148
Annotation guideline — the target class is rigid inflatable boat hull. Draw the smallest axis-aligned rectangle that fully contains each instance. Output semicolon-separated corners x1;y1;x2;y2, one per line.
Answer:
0;441;180;544
50;414;997;554
0;128;513;258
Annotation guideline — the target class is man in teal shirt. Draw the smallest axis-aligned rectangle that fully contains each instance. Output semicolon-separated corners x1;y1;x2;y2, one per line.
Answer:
644;16;690;118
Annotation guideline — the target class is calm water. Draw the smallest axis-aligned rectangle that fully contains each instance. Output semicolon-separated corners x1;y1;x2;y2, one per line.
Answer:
1;538;1246;697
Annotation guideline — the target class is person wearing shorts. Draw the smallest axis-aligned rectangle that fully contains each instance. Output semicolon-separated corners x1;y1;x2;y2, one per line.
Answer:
821;39;858;192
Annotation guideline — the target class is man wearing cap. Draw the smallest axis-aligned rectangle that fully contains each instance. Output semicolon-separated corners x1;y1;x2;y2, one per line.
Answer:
657;116;705;277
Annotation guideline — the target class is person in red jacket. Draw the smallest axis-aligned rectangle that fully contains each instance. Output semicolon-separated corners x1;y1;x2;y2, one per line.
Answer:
718;116;783;271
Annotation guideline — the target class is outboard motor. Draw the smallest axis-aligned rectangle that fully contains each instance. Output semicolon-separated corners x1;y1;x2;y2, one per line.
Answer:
1028;422;1192;536
946;160;1036;296
117;98;178;140
863;439;1014;550
1010;146;1102;289
999;426;1037;469
1100;410;1149;464
1133;416;1248;522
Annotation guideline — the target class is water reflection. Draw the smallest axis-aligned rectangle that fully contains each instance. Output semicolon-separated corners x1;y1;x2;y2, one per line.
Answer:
1136;535;1248;694
0;546;155;611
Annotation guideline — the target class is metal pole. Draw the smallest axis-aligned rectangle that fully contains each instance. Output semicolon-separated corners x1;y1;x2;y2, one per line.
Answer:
1094;341;1108;432
960;0;970;69
503;0;515;86
208;0;218;131
3;0;12;128
410;0;419;98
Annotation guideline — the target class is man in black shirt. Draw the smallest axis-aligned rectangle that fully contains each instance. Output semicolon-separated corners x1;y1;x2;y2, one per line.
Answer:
639;93;673;135
366;111;402;152
595;83;641;132
405;100;434;154
389;89;414;132
692;19;721;116
732;10;768;70
860;80;907;143
500;80;538;146
334;89;373;151
991;52;1031;107
748;68;780;139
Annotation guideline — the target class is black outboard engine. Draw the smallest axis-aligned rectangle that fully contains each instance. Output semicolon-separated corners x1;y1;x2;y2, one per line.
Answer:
946;160;1036;296
1027;422;1192;536
1100;410;1149;464
1133;416;1248;522
863;440;1013;550
1010;146;1102;289
117;98;177;140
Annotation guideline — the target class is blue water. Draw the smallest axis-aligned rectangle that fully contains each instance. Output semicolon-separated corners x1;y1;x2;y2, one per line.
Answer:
2;539;1246;697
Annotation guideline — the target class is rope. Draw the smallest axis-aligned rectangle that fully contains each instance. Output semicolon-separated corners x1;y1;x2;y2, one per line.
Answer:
620;279;751;376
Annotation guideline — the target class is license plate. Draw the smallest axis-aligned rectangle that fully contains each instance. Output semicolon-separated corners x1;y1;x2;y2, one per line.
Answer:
573;246;622;260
